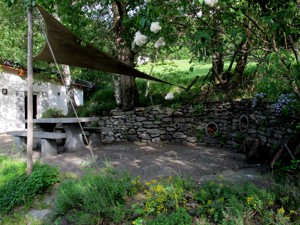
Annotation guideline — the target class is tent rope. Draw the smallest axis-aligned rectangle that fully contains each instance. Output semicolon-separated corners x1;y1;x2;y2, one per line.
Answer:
36;8;96;159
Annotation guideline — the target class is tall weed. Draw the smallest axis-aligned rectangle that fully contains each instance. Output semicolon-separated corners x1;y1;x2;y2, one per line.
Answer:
52;168;137;224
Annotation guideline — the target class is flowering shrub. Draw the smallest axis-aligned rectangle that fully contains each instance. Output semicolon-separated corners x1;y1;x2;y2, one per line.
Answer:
133;21;166;51
150;21;161;33
204;0;218;7
246;195;265;212
143;177;186;215
272;93;296;115
196;10;203;18
165;92;174;100
154;37;165;48
196;180;225;223
134;31;147;46
251;92;267;107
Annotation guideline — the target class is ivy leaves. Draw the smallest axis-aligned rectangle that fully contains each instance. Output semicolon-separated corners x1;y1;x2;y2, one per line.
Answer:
2;0;35;7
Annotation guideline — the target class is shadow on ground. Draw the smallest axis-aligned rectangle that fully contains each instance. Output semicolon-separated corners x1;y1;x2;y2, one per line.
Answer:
0;133;270;185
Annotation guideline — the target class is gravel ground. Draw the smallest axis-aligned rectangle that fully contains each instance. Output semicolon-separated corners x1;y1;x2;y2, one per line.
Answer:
0;133;270;184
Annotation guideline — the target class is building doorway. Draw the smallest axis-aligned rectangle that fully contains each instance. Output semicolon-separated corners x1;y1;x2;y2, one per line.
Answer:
25;94;38;121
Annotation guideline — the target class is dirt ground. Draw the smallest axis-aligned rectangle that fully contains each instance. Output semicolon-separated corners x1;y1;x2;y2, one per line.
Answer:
0;133;270;184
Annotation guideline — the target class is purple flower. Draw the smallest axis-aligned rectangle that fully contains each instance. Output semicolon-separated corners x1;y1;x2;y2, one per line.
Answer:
251;92;266;107
273;94;295;114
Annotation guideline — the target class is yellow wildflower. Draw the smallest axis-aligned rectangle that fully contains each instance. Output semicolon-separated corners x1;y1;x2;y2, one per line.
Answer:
247;196;253;205
278;207;285;215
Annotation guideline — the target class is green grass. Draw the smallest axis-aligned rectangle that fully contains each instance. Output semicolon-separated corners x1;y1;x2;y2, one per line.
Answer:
137;59;257;88
137;59;212;78
0;156;59;215
137;59;211;92
136;59;244;105
52;165;138;225
135;60;210;106
79;59;262;114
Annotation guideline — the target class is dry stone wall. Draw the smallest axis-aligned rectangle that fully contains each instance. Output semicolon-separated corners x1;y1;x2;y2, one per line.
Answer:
97;100;296;151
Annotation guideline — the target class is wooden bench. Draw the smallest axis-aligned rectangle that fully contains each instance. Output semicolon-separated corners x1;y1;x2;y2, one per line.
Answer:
6;130;66;158
82;127;102;148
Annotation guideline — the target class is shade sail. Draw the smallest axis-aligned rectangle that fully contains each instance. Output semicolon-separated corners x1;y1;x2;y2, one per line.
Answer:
34;5;186;89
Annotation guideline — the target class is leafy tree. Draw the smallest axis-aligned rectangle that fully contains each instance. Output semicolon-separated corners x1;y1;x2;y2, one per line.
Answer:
1;0;299;105
140;0;300;99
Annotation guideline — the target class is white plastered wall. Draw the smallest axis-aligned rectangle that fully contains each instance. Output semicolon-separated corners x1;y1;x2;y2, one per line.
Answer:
0;68;83;133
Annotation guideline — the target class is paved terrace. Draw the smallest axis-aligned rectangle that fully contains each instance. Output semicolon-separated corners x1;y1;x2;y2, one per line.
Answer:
0;133;269;184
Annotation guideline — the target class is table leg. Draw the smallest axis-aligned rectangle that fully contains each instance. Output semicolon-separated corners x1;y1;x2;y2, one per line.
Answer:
63;123;86;152
35;123;57;149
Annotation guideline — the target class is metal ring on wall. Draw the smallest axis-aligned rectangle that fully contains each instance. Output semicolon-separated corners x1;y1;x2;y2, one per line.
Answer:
205;122;218;137
239;114;249;133
174;122;180;129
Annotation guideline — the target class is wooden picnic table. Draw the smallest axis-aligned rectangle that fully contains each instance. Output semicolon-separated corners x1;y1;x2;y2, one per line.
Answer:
28;117;99;152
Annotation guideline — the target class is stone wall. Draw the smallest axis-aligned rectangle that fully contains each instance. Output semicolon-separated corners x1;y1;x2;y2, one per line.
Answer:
97;100;295;150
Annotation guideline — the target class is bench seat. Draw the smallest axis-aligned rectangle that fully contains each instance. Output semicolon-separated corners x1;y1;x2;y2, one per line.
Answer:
6;130;66;158
7;130;66;139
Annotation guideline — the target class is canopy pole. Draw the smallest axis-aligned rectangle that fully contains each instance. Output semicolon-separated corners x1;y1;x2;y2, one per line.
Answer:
26;1;33;175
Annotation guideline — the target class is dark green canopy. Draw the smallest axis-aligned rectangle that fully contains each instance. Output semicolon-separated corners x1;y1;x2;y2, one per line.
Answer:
34;5;186;89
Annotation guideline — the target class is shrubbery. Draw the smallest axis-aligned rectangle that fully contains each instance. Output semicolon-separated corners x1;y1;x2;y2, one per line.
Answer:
1;155;300;224
0;156;59;214
52;166;138;224
76;86;117;116
49;169;300;225
42;107;65;118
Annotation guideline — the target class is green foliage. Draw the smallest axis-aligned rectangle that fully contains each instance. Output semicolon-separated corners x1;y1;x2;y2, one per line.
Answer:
273;159;300;184
147;208;192;225
193;104;204;114
196;180;226;223
46;168;300;225
0;156;59;214
76;86;117;117
194;179;299;224
197;129;205;143
143;177;186;215
41;107;64;118
216;132;226;146
270;180;300;215
52;167;139;225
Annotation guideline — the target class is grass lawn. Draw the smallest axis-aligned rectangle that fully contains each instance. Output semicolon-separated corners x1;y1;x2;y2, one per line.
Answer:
135;59;212;105
137;59;211;88
135;59;259;105
137;59;212;78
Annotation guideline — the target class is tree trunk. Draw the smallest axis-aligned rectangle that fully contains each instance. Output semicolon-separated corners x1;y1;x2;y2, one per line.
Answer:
211;8;224;83
112;0;139;110
62;64;76;114
113;75;121;106
26;2;33;175
119;47;138;110
234;22;252;83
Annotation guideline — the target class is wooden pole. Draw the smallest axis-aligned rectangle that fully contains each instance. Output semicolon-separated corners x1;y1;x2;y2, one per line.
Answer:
27;1;33;175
